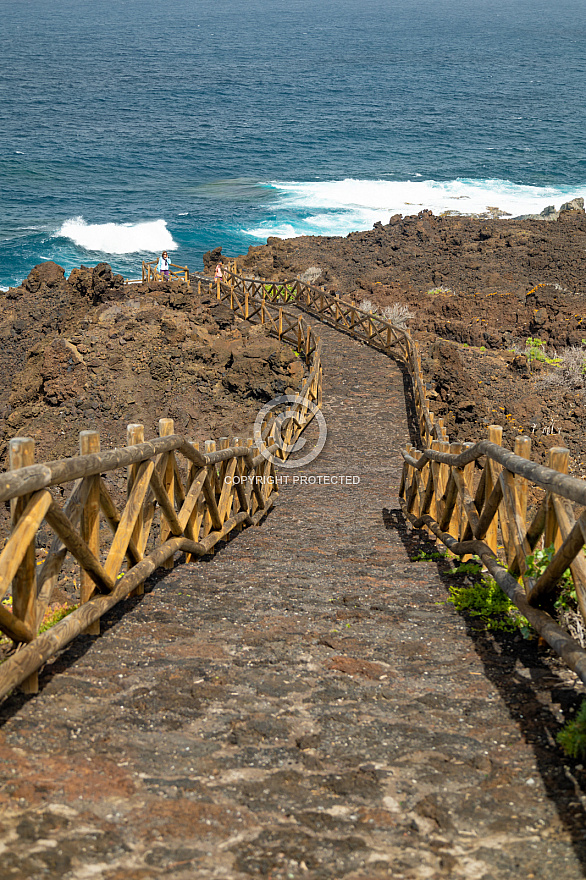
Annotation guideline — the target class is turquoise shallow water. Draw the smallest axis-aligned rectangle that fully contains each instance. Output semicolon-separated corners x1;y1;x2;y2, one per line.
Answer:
1;0;585;287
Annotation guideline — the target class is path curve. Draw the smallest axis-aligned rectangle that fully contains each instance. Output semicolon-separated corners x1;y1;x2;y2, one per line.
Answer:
0;321;585;879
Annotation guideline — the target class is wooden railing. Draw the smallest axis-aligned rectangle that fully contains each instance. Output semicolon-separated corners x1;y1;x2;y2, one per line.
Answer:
400;435;586;684
224;269;447;446
224;267;586;686
142;260;190;284
0;298;321;700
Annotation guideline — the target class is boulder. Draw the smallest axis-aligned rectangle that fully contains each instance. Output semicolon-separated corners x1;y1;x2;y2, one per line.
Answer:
23;262;65;293
203;247;222;274
560;197;585;213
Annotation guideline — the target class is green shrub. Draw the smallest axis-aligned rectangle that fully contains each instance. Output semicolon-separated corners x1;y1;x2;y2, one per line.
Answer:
525;544;575;611
558;701;586;759
447;576;529;633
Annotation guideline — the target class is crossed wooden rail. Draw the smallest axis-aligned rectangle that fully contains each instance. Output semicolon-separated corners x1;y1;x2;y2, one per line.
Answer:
224;266;586;685
223;269;447;446
400;433;586;685
0;299;321;700
142;259;190;284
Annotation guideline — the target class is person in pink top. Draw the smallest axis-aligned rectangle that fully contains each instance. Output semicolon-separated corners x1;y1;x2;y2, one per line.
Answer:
214;261;224;283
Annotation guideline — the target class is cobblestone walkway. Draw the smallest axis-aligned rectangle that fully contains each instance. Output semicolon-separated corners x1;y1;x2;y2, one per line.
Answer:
0;323;585;879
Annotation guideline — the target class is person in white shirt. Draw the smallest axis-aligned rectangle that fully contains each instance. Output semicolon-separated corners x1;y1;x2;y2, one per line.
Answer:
157;251;170;280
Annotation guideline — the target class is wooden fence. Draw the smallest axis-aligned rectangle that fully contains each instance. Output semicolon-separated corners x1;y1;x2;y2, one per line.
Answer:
224;270;447;447
224;267;586;686
142;260;190;284
0;298;321;700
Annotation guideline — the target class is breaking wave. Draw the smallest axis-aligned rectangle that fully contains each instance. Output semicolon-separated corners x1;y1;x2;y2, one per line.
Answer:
55;217;177;255
243;178;586;239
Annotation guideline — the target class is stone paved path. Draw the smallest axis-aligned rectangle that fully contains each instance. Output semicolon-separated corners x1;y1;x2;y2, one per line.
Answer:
0;322;585;879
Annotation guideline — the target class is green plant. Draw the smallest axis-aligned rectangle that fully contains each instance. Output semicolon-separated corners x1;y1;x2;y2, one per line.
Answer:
446;576;530;633
263;283;297;303
452;561;483;576
39;603;78;633
524;543;585;644
0;600;78;652
557;700;586;759
426;286;452;296
411;549;446;562
525;337;548;369
525;544;575;610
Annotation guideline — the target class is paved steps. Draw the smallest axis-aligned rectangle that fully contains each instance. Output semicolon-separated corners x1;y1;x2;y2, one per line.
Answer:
0;321;585;879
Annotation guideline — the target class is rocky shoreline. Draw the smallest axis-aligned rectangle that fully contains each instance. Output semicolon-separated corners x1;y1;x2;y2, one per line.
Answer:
224;200;586;474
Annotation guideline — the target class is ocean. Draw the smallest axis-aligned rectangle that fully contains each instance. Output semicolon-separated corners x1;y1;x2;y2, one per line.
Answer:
1;0;585;289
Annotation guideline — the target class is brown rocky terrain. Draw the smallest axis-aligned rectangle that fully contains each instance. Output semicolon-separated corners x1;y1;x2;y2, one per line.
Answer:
228;204;586;474
0;261;304;467
0;318;585;879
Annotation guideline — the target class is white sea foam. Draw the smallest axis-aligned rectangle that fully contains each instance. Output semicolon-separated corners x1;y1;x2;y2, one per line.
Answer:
55;217;177;255
244;178;586;239
245;223;304;240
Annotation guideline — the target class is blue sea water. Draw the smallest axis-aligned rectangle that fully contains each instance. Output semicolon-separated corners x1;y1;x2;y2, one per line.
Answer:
1;0;585;288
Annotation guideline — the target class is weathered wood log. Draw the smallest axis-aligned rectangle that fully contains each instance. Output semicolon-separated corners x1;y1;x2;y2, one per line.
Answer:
178;467;207;531
0;490;52;605
104;460;155;581
159;419;175;570
9;439;38;691
400;497;586;687
80;431;101;630
545;447;569;551
0;436;183;504
98;479;141;567
149;466;185;538
45;501;116;595
36;477;92;628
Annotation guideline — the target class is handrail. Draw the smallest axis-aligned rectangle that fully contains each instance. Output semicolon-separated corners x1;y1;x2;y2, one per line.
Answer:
141;260;190;284
223;268;446;447
0;291;322;700
222;266;586;686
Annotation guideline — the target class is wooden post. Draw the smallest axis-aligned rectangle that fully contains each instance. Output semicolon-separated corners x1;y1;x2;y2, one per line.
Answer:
448;442;462;539
218;437;230;493
202;440;217;537
458;441;476;559
545;447;570;552
159;419;175;569
216;279;221;299
231;436;243;527
80;430;101;632
514;435;531;548
188;440;207;552
436;440;450;526
428;439;441;522
10;437;38;693
485;425;503;556
198;280;202;296
127;424;145;593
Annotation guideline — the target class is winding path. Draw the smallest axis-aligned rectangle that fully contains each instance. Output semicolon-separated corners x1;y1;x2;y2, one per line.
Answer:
0;321;585;879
